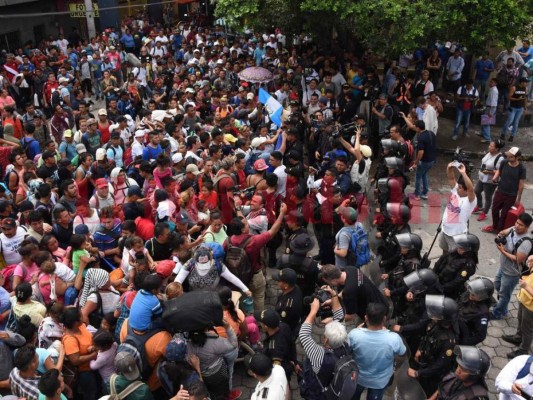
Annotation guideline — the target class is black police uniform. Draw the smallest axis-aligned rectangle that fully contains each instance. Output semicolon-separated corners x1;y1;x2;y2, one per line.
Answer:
378;224;412;269
433;252;476;300
284;227;308;255
264;322;297;381
277;254;319;298
275;286;304;332
415;321;456;396
385;255;421;316
437;372;489;400
457;292;491;346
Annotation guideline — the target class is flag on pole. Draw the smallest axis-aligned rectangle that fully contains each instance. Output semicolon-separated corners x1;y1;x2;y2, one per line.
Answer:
258;88;283;128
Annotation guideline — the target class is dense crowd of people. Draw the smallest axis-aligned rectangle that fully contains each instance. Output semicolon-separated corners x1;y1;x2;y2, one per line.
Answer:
0;7;532;400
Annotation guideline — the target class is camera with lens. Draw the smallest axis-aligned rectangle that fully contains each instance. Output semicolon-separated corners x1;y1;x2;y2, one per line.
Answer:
331;122;357;141
452;147;474;173
303;288;331;306
494;235;507;245
232;185;255;200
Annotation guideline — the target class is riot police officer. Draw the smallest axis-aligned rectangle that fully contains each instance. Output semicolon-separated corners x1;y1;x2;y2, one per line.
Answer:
392;269;442;353
375;202;412;262
277;233;318;298
373;139;402;182
433;234;479;300
408;295;458;397
382;233;423;316
376;157;408;210
284;210;309;255
272;268;304;334
431;346;490;400
458;277;494;345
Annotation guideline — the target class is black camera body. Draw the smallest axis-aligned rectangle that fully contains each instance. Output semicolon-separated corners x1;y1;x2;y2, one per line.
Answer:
303;288;332;305
233;186;255;200
494;235;507;245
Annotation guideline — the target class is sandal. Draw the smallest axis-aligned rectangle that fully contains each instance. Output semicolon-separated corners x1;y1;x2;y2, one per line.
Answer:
481;225;495;233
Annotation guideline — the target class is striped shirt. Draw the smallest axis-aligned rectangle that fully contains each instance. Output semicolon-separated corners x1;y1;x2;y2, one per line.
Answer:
10;368;40;400
299;308;345;373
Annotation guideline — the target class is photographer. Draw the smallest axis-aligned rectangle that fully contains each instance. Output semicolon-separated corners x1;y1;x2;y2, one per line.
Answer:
439;162;476;254
491;212;533;321
369;94;394;157
299;286;348;399
474;140;505;222
339;127;373;204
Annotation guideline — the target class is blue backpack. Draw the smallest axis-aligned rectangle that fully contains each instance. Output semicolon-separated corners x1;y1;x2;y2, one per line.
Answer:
345;223;371;268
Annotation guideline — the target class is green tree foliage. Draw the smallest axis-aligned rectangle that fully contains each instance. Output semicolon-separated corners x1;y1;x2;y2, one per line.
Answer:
214;0;532;56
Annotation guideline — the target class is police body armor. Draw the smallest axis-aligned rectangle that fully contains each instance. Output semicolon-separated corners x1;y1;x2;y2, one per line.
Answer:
433;253;476;299
437;372;489;400
278;253;318;297
418;322;455;367
458;293;491;346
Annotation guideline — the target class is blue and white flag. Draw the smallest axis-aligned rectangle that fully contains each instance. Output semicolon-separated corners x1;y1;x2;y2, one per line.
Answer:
258;88;283;128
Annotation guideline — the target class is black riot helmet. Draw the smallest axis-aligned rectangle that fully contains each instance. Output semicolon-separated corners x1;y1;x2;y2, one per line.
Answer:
404;269;438;295
425;294;458;321
453;233;480;253
386;203;411;225
384;157;404;172
381;139;400;153
465;277;494;301
395;233;422;252
454;345;491;378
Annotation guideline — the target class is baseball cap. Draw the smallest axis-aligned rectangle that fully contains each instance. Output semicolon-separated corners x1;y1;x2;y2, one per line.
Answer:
166;338;187;362
76;143;87;153
74;224;89;235
110;131;120;139
176;212;192;225
115;352;140;381
319;96;328;105
272;268;297;285
254;309;280;328
185;87;195;94
287;150;301;160
95;178;108;189
246;93;254;101
342;83;351;89
253;159;268;171
1;217;16;230
506;147;521;157
172;153;184;164
59;77;69;84
134;130;145;138
95;148;106;161
287;69;294;74
246;353;273;377
340;206;358;223
251;137;267;149
97;108;107;116
186;164;201;175
238;86;245;92
127;186;143;197
86;118;97;126
359;145;372;158
63;129;73;138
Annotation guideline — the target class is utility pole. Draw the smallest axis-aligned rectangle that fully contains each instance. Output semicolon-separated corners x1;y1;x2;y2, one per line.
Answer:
84;0;96;39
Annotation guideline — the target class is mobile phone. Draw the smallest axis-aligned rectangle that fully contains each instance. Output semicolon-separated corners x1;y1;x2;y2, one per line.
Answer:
451;161;462;168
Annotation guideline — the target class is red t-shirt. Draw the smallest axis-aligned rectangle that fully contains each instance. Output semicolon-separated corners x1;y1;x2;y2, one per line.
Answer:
230;232;271;273
216;173;235;224
135;217;155;241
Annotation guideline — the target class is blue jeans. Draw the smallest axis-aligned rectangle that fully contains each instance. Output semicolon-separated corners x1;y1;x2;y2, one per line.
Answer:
492;267;520;319
414;160;435;196
353;384;386;400
475;79;488;101
481;124;491;140
501;107;525;138
453;108;472;136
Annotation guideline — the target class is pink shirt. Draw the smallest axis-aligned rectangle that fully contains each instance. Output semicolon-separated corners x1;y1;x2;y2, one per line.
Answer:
14;262;40;283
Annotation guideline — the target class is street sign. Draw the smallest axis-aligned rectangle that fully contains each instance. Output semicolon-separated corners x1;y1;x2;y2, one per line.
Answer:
69;3;100;18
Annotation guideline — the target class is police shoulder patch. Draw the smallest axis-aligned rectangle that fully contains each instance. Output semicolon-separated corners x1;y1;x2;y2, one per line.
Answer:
461;270;467;277
281;311;286;318
446;349;453;357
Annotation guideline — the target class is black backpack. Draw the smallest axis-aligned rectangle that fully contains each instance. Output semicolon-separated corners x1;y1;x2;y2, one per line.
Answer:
224;236;253;285
51;89;63;108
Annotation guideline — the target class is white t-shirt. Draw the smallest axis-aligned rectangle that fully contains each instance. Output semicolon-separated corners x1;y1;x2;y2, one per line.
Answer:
74;210;100;235
0;227;28;265
54;262;76;283
251;365;287;400
478;152;504;183
131;141;145;160
442;185;476;236
273;165;287;198
86;290;120;316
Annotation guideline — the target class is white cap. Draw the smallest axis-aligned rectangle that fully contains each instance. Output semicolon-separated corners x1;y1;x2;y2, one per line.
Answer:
95;148;106;161
246;93;254;101
134;130;145;138
59;77;69;84
172;153;183;164
251;137;267;148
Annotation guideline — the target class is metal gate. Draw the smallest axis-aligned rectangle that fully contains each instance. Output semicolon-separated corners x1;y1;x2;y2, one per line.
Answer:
0;30;21;53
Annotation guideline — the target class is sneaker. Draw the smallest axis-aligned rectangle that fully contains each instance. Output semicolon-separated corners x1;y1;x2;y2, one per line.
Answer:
420;194;428;200
509;136;514;142
472;207;481;214
411;194;421;201
480;139;489;143
477;212;487;221
507;349;528;359
482;225;496;233
476;132;483;137
502;334;522;345
464;132;471;138
226;389;242;400
452;135;458;141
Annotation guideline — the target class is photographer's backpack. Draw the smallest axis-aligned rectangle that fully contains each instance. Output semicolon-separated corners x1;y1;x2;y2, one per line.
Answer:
224;236;253;285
